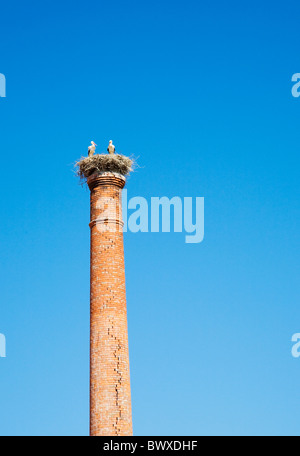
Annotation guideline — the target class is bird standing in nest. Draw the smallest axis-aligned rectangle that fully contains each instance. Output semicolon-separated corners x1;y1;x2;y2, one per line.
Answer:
107;140;115;155
88;141;97;157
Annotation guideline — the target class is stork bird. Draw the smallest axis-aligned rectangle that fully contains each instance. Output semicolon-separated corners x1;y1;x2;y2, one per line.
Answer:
107;140;115;155
88;141;97;157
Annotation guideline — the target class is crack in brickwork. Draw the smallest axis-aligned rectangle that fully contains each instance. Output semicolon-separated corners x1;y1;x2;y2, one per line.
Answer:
107;317;123;435
108;317;123;435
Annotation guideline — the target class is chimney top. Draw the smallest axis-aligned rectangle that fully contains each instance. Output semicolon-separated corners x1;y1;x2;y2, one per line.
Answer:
87;171;126;191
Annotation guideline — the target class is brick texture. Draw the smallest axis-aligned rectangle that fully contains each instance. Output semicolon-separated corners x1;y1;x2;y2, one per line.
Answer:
88;172;133;436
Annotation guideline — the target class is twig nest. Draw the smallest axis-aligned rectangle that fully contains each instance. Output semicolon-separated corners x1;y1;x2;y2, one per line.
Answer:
75;154;134;180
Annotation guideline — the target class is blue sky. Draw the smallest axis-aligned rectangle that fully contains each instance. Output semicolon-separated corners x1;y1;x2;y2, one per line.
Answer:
0;0;300;436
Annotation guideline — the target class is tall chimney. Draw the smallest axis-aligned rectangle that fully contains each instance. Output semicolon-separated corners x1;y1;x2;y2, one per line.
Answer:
87;171;133;436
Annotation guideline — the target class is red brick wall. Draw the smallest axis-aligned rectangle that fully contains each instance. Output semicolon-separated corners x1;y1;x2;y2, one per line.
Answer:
88;172;133;436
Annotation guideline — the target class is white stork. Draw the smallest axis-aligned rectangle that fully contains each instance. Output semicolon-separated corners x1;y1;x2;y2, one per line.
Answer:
107;140;115;155
88;141;97;157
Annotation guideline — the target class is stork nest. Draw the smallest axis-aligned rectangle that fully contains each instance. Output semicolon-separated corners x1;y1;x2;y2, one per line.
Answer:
75;154;134;180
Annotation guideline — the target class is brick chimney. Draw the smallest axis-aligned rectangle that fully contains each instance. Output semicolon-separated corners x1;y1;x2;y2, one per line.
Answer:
87;171;133;436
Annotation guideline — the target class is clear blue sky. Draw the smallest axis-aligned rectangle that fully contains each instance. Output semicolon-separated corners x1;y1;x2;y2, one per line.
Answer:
0;0;300;436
